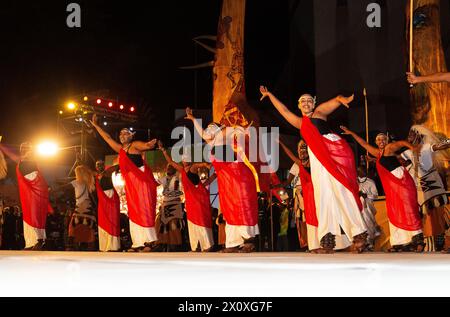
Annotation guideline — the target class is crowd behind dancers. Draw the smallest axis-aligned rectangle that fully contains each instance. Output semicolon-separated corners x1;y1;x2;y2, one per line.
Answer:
0;73;449;253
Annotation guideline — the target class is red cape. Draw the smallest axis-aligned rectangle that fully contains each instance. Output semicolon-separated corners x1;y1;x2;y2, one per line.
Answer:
211;156;258;226
16;164;52;229
95;180;121;237
118;149;158;227
300;117;362;211
180;169;212;228
298;164;318;227
376;158;422;231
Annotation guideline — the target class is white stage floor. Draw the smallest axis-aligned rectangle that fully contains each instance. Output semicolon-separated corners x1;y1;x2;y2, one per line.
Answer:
0;251;448;297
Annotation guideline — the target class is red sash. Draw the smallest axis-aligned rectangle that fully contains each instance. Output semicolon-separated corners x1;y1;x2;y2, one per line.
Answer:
180;170;212;228
118;149;158;227
95;180;121;237
298;164;318;226
300;117;362;211
376;158;422;231
211;156;258;226
16;164;52;229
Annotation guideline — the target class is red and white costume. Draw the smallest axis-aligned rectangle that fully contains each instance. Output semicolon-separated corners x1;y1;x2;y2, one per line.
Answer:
205;125;259;248
300;117;366;244
298;163;351;250
211;155;259;248
180;169;213;251
376;156;422;246
118;149;158;247
16;164;52;248
95;180;121;251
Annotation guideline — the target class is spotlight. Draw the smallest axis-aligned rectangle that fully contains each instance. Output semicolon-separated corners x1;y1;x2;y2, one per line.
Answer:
83;96;88;101
129;127;133;131
119;105;124;110
67;102;76;110
103;121;108;126
108;102;113;107
37;141;58;157
59;110;63;115
130;106;135;112
96;99;102;104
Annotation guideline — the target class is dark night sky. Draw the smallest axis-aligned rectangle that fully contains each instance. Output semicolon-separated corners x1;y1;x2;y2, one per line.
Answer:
0;1;220;146
0;1;289;153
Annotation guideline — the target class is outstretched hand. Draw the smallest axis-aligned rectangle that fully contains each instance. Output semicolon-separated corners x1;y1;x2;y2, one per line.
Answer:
340;125;353;135
185;107;195;121
259;86;270;101
337;94;354;108
145;139;158;150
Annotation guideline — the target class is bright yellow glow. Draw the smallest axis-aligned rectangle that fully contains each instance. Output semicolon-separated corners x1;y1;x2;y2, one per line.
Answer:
67;102;76;110
59;110;63;115
83;96;88;101
37;141;58;157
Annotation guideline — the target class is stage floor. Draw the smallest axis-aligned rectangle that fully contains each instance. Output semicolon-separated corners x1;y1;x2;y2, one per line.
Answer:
0;251;448;297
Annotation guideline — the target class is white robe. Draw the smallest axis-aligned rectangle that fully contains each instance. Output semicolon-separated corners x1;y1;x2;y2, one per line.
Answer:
308;136;367;244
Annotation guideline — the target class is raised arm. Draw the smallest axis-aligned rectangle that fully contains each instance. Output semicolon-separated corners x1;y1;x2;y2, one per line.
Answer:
90;114;122;153
314;94;354;118
407;72;450;84
340;126;379;157
185;107;212;143
279;140;301;166
158;141;183;172
132;139;157;152
259;86;302;129
386;140;415;155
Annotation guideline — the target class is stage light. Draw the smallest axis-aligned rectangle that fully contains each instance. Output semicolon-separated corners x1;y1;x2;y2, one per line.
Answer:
103;121;108;126
83;96;88;101
130;106;135;112
67;102;76;110
97;99;102;104
119;105;124;110
129;127;133;131
59;110;63;115
108;102;113;107
37;141;58;157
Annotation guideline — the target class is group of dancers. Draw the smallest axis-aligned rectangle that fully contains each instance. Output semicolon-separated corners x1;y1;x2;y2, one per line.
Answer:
1;73;449;253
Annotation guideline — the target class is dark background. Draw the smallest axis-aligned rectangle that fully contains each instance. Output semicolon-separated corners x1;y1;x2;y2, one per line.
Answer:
0;0;449;165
